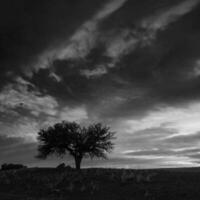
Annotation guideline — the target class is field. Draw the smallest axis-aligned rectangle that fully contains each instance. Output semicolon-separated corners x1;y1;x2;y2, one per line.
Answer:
0;167;200;200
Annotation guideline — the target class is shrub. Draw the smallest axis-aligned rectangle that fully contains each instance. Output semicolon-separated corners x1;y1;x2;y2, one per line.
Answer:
56;163;66;170
66;165;73;170
1;163;27;171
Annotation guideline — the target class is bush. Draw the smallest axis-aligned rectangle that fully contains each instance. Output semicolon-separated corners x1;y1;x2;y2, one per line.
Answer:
56;163;66;170
56;163;73;170
66;165;73;170
1;163;27;171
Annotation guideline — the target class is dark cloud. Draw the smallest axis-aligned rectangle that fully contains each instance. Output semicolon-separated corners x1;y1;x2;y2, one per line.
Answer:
2;0;198;120
100;0;186;31
100;2;200;119
26;0;200;121
0;0;107;88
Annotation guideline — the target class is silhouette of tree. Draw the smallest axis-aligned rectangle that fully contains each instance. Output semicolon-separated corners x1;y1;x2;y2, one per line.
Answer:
36;121;115;170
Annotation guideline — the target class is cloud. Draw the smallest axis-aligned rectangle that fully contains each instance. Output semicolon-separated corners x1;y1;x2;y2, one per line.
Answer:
0;135;25;149
141;0;200;31
165;131;200;144
120;146;200;167
0;78;58;117
59;106;88;122
80;65;107;78
0;134;37;166
99;0;200;66
189;60;200;78
105;29;139;59
123;102;200;137
0;0;111;79
0;117;39;142
49;72;62;82
109;101;200;167
123;147;200;158
27;0;128;76
56;0;128;59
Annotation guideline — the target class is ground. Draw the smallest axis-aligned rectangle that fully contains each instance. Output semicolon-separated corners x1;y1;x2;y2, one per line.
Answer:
0;167;200;200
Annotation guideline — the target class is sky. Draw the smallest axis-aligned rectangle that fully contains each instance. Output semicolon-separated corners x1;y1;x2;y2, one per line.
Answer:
1;0;200;168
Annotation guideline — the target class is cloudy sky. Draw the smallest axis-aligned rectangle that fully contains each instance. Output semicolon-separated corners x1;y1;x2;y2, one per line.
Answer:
1;0;200;168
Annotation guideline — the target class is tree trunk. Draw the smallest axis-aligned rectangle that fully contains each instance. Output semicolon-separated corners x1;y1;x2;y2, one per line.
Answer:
75;156;82;170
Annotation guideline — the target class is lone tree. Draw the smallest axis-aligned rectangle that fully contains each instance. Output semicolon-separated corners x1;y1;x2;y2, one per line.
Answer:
36;121;115;170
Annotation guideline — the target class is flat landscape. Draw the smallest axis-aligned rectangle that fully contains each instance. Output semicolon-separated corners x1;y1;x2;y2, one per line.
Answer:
0;167;200;200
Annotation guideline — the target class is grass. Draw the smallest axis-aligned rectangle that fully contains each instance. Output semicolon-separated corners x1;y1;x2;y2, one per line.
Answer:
0;167;200;200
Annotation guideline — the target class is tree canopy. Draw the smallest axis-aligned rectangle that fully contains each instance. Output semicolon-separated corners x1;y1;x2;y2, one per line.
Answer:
36;121;115;170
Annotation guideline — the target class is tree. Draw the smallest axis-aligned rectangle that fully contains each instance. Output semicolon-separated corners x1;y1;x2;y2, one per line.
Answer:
36;121;115;170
